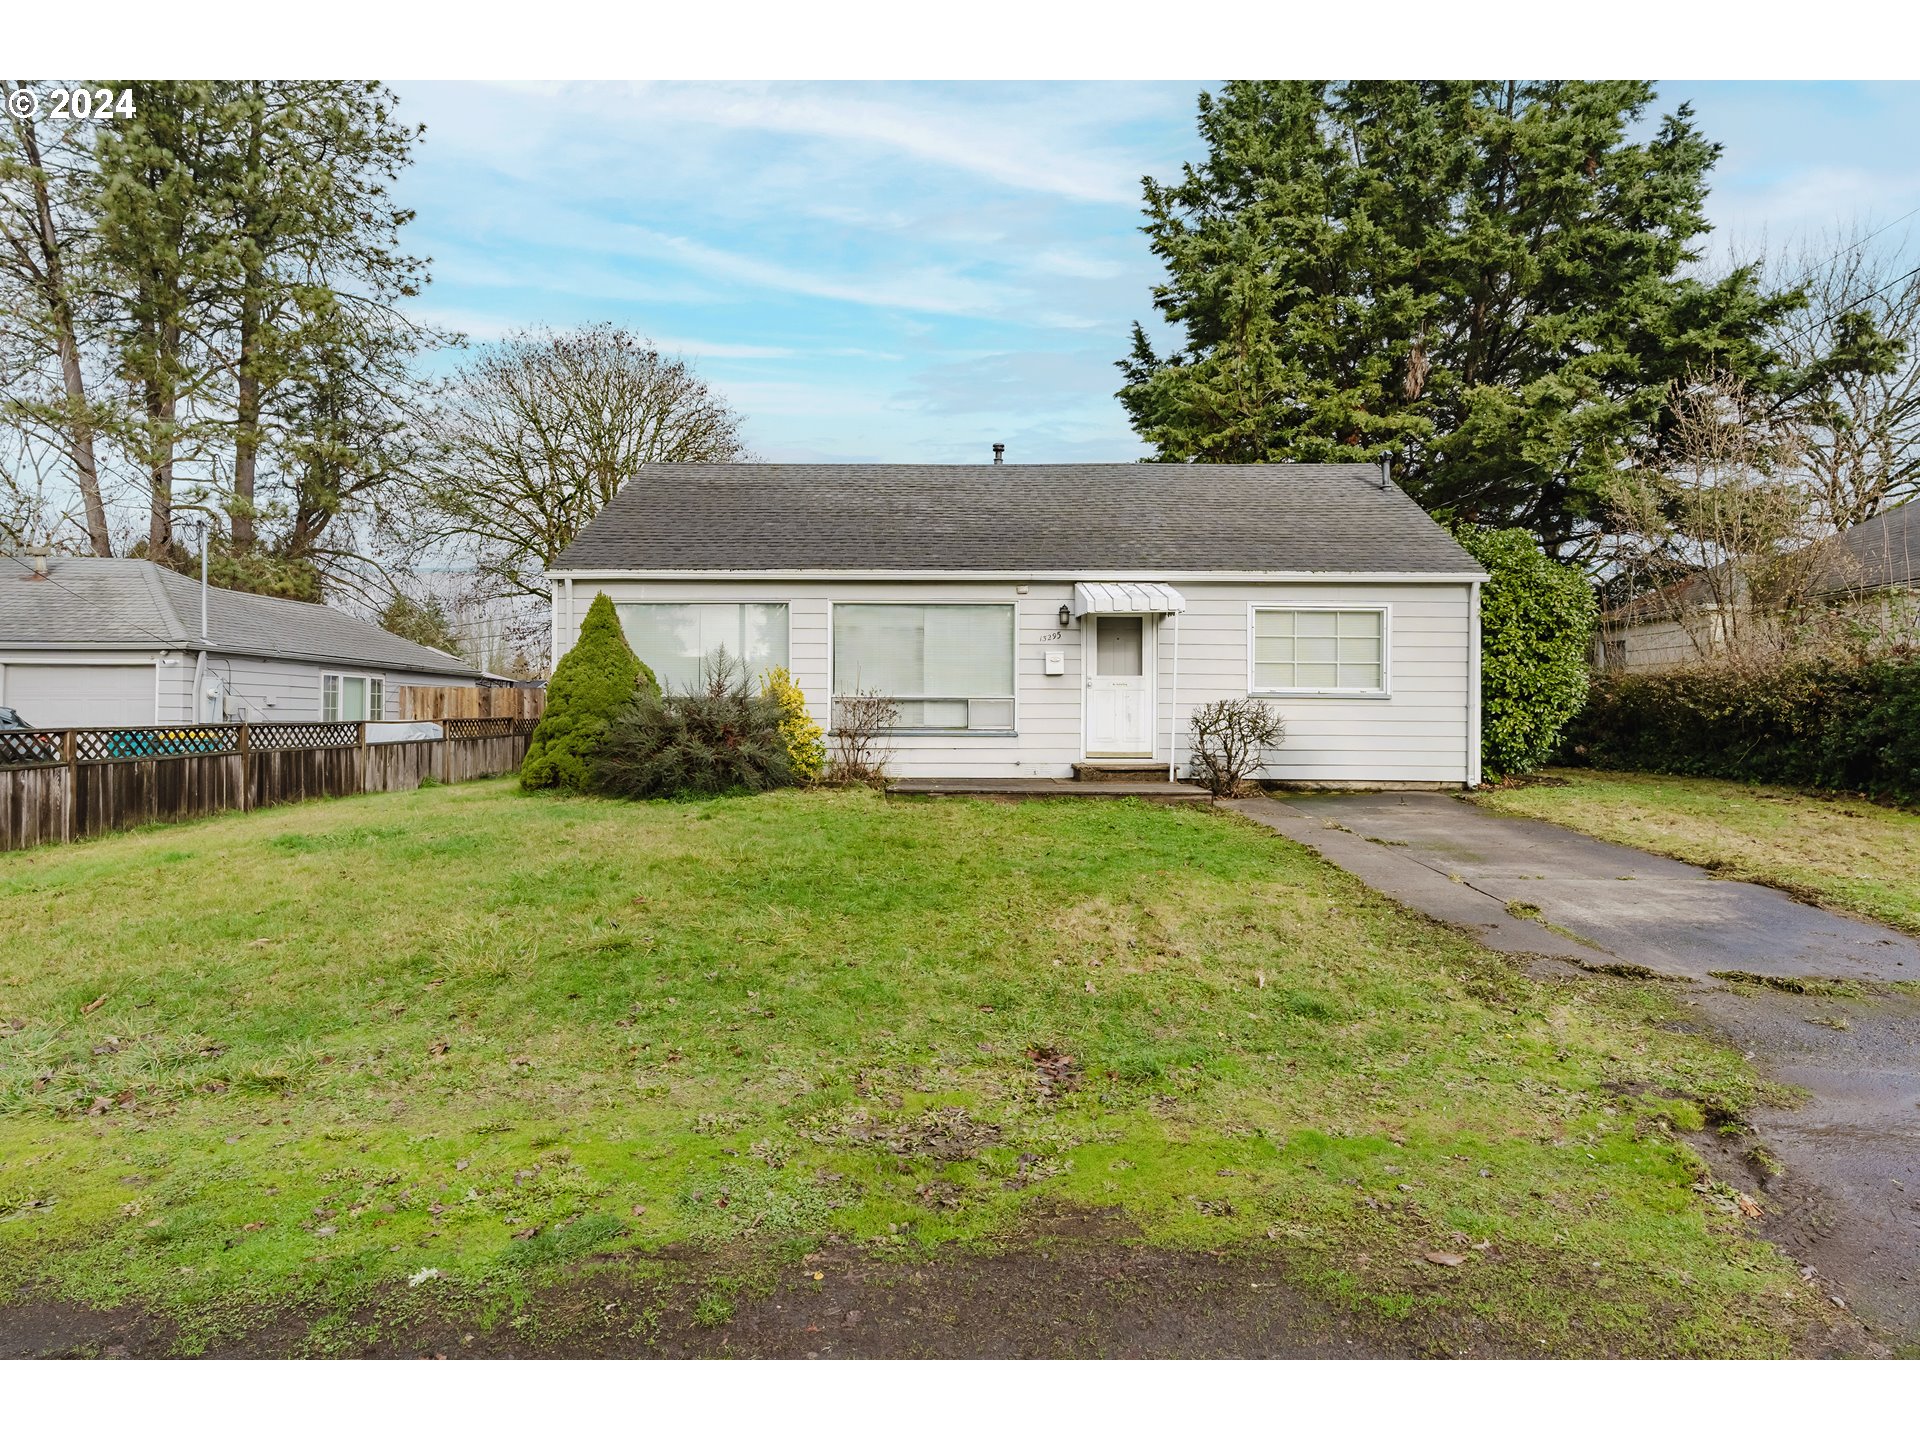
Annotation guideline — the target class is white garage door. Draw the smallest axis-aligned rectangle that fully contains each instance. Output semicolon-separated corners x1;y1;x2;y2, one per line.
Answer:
3;664;154;729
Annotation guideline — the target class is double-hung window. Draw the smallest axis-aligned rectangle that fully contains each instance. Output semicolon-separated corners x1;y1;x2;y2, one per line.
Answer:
832;603;1015;732
614;603;790;693
1249;607;1388;696
322;673;385;721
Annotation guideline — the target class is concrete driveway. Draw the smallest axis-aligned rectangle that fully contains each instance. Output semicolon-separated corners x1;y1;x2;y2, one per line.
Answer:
1229;790;1920;1350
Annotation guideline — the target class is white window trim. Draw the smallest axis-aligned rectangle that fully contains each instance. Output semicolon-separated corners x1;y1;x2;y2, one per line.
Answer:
827;600;1020;736
321;671;385;722
1246;602;1392;699
610;599;794;689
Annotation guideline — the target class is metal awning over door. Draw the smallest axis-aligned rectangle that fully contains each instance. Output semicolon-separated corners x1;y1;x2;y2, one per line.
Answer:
1070;581;1187;616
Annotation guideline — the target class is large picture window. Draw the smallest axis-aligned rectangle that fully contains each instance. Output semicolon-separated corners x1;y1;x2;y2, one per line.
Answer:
832;603;1015;732
1250;607;1388;696
615;603;789;693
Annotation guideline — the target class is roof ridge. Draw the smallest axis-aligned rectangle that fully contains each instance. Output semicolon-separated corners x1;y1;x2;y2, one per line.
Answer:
137;559;192;646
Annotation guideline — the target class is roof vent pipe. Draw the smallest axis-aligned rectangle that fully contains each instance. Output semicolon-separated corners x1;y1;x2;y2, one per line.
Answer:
992;443;1005;465
25;545;48;579
1379;457;1391;490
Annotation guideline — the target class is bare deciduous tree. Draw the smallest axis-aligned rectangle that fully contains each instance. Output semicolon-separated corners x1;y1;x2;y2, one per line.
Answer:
1186;697;1286;797
826;690;898;788
1602;372;1860;666
1771;230;1920;529
409;325;749;603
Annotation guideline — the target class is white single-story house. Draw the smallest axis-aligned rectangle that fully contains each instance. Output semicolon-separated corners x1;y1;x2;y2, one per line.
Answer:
546;462;1487;788
0;555;481;728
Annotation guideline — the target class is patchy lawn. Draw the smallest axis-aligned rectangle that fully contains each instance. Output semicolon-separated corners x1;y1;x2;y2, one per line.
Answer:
0;781;1836;1356
1475;770;1920;937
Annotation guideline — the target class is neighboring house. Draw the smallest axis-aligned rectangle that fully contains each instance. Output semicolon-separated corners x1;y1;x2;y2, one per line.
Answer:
546;462;1488;787
0;555;481;728
1597;500;1920;672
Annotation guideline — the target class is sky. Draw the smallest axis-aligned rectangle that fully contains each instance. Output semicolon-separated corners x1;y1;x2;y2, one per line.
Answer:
393;80;1920;466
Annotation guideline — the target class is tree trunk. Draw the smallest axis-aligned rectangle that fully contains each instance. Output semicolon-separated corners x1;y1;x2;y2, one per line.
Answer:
233;293;260;548
145;325;178;563
15;110;111;556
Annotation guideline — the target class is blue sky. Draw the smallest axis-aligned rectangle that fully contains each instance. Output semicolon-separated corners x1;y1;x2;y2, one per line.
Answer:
395;81;1920;464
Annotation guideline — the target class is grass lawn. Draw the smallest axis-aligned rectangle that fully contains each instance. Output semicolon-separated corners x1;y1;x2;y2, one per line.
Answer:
0;780;1828;1356
1474;770;1920;937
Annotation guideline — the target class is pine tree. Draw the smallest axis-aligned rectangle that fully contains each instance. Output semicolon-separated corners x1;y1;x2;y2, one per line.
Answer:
1120;81;1865;555
521;593;656;791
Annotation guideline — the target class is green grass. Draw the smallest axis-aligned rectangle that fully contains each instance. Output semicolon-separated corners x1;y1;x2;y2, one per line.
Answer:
0;780;1822;1355
1474;769;1920;936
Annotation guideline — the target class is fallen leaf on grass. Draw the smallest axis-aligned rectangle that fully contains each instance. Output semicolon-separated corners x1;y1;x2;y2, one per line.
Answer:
1735;1192;1764;1219
80;994;108;1016
428;1040;450;1057
1424;1251;1467;1267
409;1268;443;1287
511;1225;541;1240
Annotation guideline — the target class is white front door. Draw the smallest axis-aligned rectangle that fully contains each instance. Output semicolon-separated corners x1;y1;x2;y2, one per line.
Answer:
1085;614;1154;757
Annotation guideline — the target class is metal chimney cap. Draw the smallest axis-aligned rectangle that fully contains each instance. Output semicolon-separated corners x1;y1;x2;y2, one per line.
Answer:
991;443;1005;464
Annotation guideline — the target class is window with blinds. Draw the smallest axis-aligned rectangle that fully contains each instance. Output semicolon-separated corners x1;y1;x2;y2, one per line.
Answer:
832;603;1016;732
1250;607;1388;695
321;673;382;721
615;603;790;693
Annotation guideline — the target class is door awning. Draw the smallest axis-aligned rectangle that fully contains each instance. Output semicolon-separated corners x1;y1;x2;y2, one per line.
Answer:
1071;581;1187;617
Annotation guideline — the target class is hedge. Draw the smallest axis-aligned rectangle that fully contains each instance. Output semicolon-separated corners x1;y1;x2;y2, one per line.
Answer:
1562;653;1920;802
1450;525;1596;779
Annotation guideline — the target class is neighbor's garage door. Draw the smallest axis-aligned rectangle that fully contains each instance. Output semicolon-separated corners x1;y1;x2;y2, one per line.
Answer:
3;664;154;728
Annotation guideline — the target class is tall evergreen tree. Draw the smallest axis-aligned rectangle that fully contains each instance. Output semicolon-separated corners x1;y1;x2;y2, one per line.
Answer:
1119;81;1860;554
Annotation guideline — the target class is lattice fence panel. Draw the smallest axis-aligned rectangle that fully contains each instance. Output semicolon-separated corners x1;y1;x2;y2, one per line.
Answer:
442;717;538;740
249;722;361;751
0;730;63;768
72;725;241;762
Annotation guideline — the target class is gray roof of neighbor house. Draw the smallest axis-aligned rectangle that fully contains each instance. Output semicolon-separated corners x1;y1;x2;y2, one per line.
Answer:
551;463;1485;575
0;555;479;677
1832;500;1920;591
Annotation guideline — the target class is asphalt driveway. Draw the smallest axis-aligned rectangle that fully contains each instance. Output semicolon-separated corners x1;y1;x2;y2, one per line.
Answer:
1229;790;1920;1351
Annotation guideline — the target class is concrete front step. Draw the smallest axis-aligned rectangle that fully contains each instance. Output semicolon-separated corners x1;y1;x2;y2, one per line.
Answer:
1071;760;1173;782
889;776;1208;804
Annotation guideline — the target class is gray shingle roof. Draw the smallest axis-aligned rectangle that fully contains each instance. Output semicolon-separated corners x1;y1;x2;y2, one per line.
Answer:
0;556;479;677
1833;500;1920;591
551;463;1484;575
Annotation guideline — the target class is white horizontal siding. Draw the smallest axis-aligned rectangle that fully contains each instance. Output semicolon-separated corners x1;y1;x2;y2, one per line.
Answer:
560;577;1475;784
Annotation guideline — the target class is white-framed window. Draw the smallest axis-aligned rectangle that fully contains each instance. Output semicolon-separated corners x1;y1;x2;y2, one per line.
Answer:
615;602;790;693
1249;606;1389;696
322;672;384;721
832;603;1016;733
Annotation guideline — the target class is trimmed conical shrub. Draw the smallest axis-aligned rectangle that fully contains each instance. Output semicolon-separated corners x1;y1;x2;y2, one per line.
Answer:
521;592;657;790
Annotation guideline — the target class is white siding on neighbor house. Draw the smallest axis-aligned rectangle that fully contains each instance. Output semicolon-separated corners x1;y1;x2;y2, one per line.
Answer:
155;653;476;724
556;577;1477;785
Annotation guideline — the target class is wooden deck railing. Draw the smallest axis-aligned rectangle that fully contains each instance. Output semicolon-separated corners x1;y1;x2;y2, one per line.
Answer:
0;718;538;852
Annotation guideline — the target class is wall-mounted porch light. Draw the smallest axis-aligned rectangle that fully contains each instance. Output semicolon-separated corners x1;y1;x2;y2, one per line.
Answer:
1057;603;1073;627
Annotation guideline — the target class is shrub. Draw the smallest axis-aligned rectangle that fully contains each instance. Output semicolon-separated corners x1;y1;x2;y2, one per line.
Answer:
761;667;825;783
826;690;898;788
1563;653;1920;802
1452;525;1596;779
1187;697;1286;797
521;593;656;791
593;652;795;800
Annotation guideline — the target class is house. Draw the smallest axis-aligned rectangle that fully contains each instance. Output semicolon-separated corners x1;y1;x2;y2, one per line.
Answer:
0;555;481;728
1597;500;1920;672
547;462;1488;788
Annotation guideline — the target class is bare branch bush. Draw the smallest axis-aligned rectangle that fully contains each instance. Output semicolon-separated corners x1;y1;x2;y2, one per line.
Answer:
826;690;899;788
1187;697;1286;797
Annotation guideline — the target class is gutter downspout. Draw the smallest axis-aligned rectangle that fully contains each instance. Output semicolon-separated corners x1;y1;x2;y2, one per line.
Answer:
1466;579;1483;788
1168;608;1181;783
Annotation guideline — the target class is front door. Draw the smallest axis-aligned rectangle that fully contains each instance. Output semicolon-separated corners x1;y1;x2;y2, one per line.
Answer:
1085;614;1153;756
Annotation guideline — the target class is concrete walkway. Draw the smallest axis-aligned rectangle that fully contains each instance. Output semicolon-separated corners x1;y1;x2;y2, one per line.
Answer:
1228;790;1920;1348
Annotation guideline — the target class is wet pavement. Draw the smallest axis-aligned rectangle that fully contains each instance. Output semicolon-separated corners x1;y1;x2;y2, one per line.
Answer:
1229;791;1920;1348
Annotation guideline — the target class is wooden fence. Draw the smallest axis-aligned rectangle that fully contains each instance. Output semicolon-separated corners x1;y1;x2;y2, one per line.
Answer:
0;717;537;853
399;685;545;721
